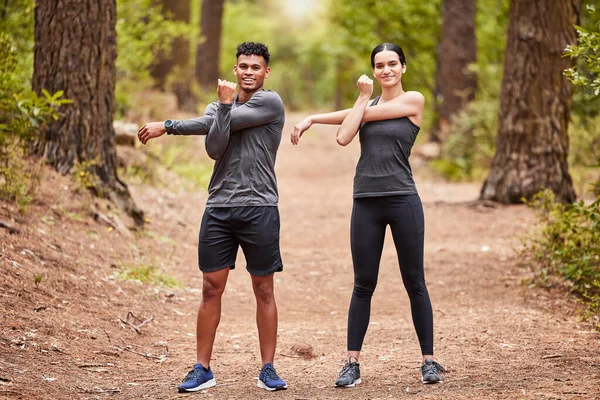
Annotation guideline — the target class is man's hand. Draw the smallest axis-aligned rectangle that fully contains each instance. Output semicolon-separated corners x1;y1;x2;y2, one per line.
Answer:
138;122;167;145
217;79;237;104
357;74;373;98
290;117;312;145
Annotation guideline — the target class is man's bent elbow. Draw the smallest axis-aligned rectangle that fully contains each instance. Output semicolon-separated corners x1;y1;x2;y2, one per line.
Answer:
206;147;223;160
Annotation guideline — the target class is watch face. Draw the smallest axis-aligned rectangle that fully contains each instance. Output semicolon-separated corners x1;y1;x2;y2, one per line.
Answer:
165;119;173;128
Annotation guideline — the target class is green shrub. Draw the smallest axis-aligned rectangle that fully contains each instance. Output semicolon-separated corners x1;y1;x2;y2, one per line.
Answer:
0;144;40;210
431;96;499;181
523;189;600;328
0;33;70;206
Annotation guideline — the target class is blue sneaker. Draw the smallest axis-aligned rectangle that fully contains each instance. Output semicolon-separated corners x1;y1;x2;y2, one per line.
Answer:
257;363;287;391
177;363;216;392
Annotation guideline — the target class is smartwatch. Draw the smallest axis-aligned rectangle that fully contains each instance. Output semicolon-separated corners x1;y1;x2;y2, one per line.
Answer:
164;119;174;134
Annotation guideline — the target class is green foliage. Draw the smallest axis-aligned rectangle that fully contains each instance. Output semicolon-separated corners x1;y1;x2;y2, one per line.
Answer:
115;0;191;118
219;0;339;111
115;260;181;287
0;33;70;207
524;190;600;328
0;144;40;210
119;139;213;192
564;5;600;101
0;0;35;85
432;0;509;181
73;159;103;195
430;97;499;181
563;3;600;196
330;0;442;119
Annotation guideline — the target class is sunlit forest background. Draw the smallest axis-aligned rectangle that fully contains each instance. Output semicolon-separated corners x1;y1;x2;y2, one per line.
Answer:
3;0;598;185
1;0;599;319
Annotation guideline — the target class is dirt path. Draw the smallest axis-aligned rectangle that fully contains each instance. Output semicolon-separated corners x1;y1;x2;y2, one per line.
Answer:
1;115;598;399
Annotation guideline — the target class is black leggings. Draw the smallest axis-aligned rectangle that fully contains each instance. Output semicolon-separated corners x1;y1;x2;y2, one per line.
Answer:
348;194;434;355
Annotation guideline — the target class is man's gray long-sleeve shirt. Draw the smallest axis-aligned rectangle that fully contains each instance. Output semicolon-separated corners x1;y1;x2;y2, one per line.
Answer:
166;90;285;207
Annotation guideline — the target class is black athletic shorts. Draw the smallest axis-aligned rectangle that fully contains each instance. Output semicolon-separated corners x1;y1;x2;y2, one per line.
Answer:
198;206;283;276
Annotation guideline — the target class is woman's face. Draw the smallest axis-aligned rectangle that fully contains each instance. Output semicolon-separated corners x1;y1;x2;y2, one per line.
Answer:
372;50;405;88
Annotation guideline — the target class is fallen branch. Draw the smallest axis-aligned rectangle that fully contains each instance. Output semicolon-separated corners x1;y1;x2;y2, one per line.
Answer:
542;354;562;359
278;353;303;359
118;312;153;334
115;345;165;360
0;221;18;234
77;386;121;394
77;363;105;368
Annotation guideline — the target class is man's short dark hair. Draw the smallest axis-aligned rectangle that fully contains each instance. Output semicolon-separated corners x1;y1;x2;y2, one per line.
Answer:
236;42;271;65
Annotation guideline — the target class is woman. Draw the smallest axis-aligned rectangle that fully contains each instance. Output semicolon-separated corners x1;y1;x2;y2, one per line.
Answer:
291;43;444;386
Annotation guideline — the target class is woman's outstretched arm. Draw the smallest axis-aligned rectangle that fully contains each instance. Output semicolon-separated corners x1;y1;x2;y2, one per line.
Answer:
290;89;423;145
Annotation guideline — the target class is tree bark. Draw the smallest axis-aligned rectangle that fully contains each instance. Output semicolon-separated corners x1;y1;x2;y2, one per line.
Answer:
196;0;224;91
33;0;143;225
480;0;580;204
439;0;477;137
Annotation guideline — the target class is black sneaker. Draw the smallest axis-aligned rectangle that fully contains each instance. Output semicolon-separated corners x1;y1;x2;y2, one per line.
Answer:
421;359;445;384
335;359;361;387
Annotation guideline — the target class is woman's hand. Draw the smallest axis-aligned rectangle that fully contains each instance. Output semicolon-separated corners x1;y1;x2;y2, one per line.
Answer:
357;74;373;98
290;117;313;145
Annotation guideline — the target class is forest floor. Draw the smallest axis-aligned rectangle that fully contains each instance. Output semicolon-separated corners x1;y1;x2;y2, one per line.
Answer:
1;114;599;400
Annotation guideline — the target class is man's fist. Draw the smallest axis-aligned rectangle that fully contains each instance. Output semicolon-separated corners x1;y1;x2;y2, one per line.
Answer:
217;79;237;104
138;122;167;145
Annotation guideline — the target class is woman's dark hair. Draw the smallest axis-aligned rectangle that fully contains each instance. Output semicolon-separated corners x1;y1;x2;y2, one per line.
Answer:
370;43;405;68
236;42;271;65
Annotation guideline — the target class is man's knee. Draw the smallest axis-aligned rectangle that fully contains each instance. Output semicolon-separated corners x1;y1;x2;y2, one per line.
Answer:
202;276;227;300
252;278;274;304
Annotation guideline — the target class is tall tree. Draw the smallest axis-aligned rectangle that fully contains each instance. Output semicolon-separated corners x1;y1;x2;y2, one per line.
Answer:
150;0;196;111
33;0;143;225
196;0;225;92
480;0;580;204
438;0;477;140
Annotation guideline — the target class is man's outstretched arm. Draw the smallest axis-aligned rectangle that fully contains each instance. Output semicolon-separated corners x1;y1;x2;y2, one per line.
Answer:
137;105;216;145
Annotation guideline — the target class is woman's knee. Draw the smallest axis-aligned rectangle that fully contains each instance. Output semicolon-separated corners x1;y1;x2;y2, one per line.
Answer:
353;279;377;300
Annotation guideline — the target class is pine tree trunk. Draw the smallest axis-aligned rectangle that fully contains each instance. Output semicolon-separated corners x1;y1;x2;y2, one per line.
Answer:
439;0;477;136
150;0;196;111
196;0;224;91
33;0;143;225
480;0;580;204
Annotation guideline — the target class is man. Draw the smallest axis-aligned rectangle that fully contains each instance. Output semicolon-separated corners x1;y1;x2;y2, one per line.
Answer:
137;42;287;392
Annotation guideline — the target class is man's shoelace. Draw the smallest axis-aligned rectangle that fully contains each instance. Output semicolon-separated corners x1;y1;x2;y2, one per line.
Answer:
183;368;204;382
263;365;281;381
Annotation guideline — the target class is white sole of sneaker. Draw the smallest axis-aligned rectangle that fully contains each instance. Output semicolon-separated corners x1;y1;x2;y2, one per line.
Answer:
335;378;362;388
178;378;217;392
257;380;287;391
422;379;443;384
